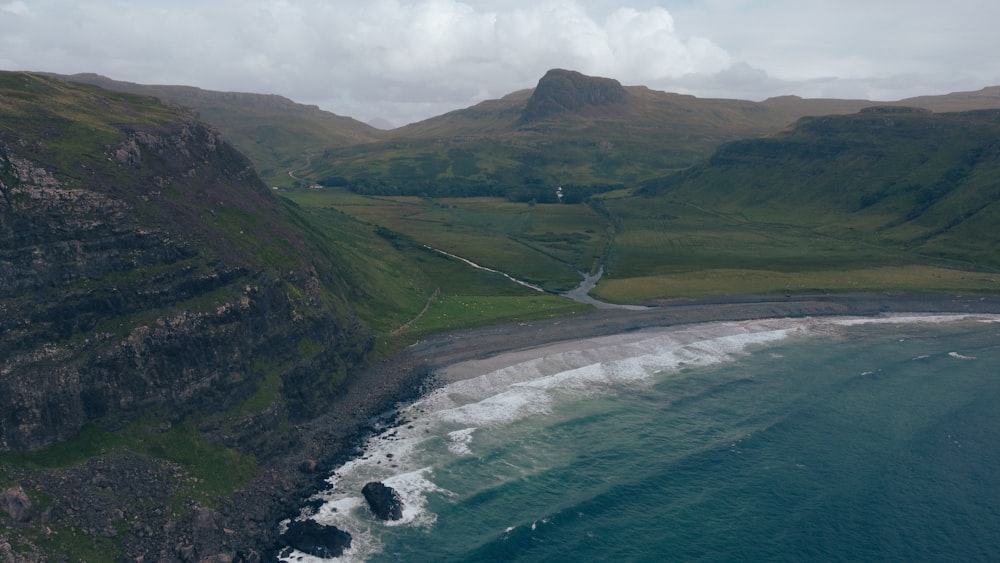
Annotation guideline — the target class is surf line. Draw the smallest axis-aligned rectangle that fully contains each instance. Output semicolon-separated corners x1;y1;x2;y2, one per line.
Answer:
424;245;545;292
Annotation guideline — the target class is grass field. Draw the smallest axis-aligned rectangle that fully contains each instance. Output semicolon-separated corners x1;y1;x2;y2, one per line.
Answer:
592;265;1000;302
596;194;1000;302
287;186;1000;312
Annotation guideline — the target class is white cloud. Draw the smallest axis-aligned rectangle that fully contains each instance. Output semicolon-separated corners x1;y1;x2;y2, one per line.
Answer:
0;0;732;123
1;0;998;124
0;1;28;15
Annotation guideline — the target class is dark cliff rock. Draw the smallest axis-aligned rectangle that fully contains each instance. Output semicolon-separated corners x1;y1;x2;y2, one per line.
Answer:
521;68;632;123
362;481;405;520
0;72;372;452
0;71;379;559
280;520;352;558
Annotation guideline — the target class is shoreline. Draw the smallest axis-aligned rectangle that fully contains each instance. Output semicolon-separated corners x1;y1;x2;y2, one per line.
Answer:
212;292;1000;557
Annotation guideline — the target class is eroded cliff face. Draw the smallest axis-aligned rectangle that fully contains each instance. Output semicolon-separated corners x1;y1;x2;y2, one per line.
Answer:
0;73;372;452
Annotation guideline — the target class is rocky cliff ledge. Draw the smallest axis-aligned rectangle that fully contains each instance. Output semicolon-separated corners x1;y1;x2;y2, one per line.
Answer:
0;72;373;559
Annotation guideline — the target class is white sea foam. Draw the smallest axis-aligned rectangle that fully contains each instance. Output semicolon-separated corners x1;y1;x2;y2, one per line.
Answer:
381;468;445;526
447;427;477;456
280;313;997;561
830;313;1000;326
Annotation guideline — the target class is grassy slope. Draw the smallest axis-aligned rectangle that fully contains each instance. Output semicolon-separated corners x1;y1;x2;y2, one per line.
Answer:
593;108;1000;302
289;109;1000;309
53;73;386;185
55;71;1000;199
306;88;840;191
282;189;594;343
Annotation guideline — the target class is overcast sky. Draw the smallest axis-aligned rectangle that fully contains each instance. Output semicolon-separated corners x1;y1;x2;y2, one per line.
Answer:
2;0;999;126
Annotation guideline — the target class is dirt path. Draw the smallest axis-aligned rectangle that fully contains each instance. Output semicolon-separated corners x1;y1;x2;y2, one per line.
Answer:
391;288;440;335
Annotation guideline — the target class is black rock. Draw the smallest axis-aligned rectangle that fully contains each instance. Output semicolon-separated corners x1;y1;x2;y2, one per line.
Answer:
281;519;352;558
362;481;404;521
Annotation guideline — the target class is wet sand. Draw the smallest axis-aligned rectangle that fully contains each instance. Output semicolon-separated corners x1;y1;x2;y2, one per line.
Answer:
405;292;1000;371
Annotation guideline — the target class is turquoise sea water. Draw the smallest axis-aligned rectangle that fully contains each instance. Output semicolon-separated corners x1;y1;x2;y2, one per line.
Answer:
282;315;1000;562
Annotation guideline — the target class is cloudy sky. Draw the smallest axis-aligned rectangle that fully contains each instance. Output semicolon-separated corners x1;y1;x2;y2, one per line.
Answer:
2;0;998;126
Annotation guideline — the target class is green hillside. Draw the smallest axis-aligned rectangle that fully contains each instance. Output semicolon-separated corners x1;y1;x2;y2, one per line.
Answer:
300;71;1000;202
53;73;386;185
56;70;1000;206
591;107;1000;302
305;70;872;196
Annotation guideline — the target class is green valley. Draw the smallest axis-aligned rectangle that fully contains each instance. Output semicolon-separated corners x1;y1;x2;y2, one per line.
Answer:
5;68;1000;560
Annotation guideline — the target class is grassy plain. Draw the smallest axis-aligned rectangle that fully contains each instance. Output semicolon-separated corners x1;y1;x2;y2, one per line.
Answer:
288;184;1000;313
594;194;1000;303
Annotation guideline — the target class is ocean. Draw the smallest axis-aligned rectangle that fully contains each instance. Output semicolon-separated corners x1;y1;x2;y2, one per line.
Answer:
280;314;1000;562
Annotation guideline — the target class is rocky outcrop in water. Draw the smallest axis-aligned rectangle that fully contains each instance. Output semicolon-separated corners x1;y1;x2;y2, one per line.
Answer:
362;481;405;520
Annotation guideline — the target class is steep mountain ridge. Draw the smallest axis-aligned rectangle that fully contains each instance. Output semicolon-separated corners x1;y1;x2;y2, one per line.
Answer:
57;70;1000;199
53;72;386;184
0;71;372;452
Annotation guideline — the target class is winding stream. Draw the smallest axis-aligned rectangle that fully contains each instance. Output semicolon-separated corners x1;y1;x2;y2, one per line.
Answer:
560;266;648;310
427;246;646;310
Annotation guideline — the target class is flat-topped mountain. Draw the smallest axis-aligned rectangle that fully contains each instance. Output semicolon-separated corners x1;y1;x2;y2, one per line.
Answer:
521;68;633;122
303;70;1000;199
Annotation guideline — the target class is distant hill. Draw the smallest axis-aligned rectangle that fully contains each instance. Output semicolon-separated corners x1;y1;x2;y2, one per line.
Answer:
367;117;397;130
520;69;633;122
306;70;1000;199
55;69;1000;200
53;73;385;184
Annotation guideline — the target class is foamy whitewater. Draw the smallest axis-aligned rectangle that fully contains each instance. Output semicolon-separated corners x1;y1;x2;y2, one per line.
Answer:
279;313;1000;562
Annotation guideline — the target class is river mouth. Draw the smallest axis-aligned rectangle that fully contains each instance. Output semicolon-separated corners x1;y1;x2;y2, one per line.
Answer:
425;245;643;310
561;266;648;310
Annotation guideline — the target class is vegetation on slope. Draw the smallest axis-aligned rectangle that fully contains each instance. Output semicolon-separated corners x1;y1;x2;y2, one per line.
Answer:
54;72;386;185
282;189;594;347
0;72;379;557
294;72;1000;200
5;68;1000;558
589;107;1000;302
